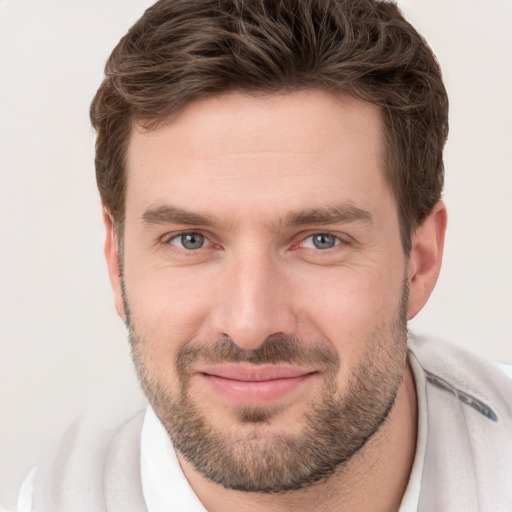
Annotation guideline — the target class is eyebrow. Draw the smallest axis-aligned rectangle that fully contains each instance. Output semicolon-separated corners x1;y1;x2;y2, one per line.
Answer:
141;202;373;230
282;204;373;227
142;205;223;228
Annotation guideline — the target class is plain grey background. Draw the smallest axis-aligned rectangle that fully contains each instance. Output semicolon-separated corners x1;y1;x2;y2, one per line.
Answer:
1;0;511;506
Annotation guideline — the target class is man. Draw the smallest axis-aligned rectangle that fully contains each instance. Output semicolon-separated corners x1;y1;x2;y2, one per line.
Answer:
18;0;512;510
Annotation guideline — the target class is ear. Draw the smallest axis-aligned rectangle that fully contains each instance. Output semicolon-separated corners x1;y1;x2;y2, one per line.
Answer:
103;209;126;321
406;201;447;320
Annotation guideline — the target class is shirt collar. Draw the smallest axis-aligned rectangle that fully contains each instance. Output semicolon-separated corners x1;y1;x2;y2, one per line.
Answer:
397;349;428;512
141;405;207;511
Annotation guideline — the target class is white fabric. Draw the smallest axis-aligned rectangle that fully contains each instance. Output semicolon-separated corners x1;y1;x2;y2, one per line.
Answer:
141;406;206;512
411;336;512;511
16;465;37;512
396;352;428;511
498;362;512;379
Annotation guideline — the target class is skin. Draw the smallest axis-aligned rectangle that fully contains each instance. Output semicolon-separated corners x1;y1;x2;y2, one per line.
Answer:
104;89;446;511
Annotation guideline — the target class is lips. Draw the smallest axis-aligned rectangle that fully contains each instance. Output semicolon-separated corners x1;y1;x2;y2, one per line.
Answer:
198;363;316;405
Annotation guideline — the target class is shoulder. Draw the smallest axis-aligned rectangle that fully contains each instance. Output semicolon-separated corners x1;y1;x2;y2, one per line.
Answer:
30;400;148;512
408;335;512;509
408;334;512;418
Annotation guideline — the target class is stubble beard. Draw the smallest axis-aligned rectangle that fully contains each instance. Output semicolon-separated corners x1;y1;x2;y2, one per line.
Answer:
126;281;409;494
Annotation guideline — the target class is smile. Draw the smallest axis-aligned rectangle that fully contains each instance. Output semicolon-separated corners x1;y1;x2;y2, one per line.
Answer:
198;363;317;406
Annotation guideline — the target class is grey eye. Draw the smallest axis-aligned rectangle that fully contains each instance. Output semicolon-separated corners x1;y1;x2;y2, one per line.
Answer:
178;233;205;250
311;233;337;249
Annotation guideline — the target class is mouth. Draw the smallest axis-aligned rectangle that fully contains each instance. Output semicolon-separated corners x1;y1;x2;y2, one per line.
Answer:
197;363;317;406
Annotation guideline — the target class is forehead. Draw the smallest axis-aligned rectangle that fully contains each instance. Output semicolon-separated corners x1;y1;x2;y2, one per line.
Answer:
129;89;383;159
125;90;389;222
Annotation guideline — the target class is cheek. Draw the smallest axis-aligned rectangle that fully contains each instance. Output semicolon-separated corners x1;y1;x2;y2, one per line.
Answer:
288;263;405;357
123;261;216;356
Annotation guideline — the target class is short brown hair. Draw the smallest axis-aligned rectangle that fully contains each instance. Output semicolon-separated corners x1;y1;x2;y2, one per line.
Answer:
90;0;448;254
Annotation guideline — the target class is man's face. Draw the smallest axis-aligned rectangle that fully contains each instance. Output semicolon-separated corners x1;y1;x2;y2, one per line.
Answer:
118;90;410;492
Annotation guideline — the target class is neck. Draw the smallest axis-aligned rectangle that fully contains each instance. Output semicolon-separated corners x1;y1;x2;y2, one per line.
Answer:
177;364;418;512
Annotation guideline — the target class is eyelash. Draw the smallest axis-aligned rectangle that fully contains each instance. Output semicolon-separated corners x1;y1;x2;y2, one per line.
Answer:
164;232;212;251
298;233;346;250
162;231;351;253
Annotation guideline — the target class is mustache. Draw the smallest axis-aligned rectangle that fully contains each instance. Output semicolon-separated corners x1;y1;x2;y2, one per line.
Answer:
175;335;340;375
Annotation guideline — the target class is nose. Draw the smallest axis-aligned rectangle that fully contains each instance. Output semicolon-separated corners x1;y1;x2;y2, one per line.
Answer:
209;247;297;350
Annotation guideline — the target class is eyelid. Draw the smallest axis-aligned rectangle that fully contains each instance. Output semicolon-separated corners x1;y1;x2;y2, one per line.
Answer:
162;230;213;249
159;229;352;252
296;231;351;248
300;234;337;250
